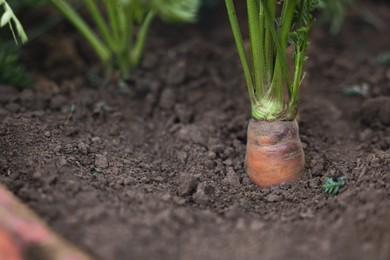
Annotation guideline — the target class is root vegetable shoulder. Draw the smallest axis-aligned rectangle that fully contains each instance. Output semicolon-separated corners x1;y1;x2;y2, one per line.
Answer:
246;119;305;187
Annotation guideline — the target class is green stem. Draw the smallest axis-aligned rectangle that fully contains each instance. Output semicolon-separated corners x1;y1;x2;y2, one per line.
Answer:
117;7;129;52
0;0;28;44
85;0;115;50
49;0;110;64
265;0;276;83
259;0;291;90
259;4;266;87
106;0;120;45
247;0;263;99
130;10;156;70
225;0;255;106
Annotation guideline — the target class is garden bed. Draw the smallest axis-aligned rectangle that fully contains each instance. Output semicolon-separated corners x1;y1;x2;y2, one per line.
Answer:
1;1;389;259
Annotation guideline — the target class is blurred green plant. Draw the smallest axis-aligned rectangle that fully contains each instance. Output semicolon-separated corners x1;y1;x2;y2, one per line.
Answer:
0;42;32;87
1;0;28;44
49;0;200;78
375;51;390;67
318;0;354;35
0;0;31;88
323;176;346;195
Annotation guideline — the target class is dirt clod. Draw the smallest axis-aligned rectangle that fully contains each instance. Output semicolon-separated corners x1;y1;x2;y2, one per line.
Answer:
94;154;109;170
178;173;198;197
265;194;283;203
361;96;390;127
223;167;240;188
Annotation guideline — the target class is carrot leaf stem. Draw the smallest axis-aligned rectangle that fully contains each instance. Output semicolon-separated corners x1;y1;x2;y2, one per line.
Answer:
247;0;264;98
84;0;115;51
49;0;200;78
130;10;155;75
225;0;317;121
0;0;28;44
225;0;256;108
49;0;111;64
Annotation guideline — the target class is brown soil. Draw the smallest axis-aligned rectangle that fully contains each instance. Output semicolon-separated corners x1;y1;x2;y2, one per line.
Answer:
1;1;390;259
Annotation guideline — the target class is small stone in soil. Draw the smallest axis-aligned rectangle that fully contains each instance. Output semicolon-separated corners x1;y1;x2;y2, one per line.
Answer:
91;136;101;144
95;154;109;169
207;151;216;160
174;104;193;123
192;182;211;205
178;173;198;197
223;167;240;188
178;125;207;146
265;194;283;203
77;142;89;154
177;151;188;163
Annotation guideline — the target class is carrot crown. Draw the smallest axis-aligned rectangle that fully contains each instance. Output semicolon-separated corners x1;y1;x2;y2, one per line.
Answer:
225;0;317;121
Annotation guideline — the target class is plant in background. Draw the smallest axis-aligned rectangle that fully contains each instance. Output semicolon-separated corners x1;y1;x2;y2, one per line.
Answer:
1;0;30;88
0;0;28;44
225;0;317;187
323;176;346;195
318;0;353;35
49;0;200;78
375;51;390;67
0;42;32;87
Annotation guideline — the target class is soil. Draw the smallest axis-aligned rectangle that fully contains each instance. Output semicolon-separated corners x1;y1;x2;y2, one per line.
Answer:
1;1;390;259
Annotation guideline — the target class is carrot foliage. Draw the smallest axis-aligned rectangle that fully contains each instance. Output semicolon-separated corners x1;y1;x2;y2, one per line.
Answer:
49;0;200;78
225;0;318;121
0;0;28;44
318;0;353;35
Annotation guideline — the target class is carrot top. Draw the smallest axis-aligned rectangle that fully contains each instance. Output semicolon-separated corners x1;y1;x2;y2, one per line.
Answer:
49;0;200;78
225;0;318;121
0;0;28;45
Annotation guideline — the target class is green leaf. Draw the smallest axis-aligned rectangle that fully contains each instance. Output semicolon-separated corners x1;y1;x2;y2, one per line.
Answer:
323;176;347;195
0;0;28;44
0;10;12;27
150;0;200;23
0;41;32;88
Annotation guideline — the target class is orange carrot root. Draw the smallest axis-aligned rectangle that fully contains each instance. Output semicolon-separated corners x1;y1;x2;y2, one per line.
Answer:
0;184;92;260
245;119;305;187
0;227;22;260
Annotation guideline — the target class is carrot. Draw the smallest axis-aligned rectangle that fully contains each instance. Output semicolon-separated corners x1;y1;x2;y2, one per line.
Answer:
0;227;22;260
225;0;316;187
245;119;305;187
0;184;92;260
